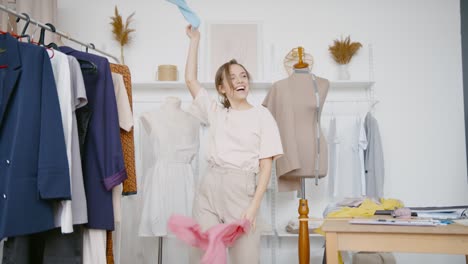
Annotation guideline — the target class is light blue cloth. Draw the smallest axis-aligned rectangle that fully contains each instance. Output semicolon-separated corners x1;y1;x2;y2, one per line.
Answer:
167;0;201;28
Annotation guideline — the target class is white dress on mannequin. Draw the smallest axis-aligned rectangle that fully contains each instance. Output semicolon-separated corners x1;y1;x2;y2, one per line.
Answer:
138;97;200;237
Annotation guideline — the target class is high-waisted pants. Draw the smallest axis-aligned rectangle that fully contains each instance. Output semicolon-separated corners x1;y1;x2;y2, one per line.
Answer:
190;165;261;264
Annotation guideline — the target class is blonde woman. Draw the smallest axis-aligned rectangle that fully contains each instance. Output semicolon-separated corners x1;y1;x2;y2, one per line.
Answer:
184;25;283;264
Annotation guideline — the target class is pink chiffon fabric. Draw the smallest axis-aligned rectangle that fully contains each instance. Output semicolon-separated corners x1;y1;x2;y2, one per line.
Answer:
167;214;251;264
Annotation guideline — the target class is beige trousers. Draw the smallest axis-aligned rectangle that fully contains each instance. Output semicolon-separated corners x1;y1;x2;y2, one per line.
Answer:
190;165;261;264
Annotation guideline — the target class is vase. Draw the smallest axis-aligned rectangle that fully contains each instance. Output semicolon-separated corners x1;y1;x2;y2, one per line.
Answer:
337;64;350;80
120;46;125;65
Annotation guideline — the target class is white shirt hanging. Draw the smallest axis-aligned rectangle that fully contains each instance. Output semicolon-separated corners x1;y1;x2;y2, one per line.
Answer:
48;49;74;234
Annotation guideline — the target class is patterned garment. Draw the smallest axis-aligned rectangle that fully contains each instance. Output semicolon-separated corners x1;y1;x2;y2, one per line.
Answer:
109;64;137;195
106;232;114;264
107;64;137;264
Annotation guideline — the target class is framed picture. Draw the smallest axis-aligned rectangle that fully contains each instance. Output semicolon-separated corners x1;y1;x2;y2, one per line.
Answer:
203;21;263;82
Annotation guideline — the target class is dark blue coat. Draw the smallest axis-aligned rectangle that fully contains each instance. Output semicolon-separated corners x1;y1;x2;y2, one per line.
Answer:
0;34;71;240
60;47;127;230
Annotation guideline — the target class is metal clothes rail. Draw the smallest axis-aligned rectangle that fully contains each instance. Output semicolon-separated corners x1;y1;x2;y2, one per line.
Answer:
0;4;120;63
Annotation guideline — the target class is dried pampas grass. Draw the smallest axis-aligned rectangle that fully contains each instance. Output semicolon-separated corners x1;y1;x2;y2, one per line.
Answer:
328;36;362;65
110;6;135;64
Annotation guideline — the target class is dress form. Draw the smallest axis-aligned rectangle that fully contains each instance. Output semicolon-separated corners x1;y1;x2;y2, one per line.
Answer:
138;96;200;264
293;47;328;264
294;47;312;264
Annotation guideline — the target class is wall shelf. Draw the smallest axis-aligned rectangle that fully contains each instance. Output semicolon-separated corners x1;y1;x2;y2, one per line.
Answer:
132;80;374;91
261;230;276;237
329;80;375;90
132;81;272;90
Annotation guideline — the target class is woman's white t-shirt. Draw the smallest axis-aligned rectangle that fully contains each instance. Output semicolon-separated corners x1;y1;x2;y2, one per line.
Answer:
189;88;283;173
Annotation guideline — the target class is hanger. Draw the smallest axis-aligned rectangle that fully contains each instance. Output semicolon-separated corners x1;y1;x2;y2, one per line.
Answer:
23;23;54;59
17;13;30;36
368;100;379;114
86;43;95;53
77;43;97;73
78;58;98;74
29;22;40;42
38;22;56;47
44;23;59;50
293;46;309;69
55;34;65;46
15;13;31;43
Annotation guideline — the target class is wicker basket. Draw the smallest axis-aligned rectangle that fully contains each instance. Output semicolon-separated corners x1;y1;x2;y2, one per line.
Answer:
157;65;178;81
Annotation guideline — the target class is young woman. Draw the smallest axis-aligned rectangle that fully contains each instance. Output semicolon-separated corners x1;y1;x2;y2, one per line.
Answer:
185;25;283;264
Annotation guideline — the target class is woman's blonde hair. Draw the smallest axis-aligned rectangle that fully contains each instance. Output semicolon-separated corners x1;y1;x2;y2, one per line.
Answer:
214;59;250;108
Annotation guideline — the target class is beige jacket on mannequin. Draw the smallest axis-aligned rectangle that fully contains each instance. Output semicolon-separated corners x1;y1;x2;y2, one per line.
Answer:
263;71;329;192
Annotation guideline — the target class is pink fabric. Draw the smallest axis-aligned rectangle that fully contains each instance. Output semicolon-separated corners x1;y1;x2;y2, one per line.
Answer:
167;214;251;264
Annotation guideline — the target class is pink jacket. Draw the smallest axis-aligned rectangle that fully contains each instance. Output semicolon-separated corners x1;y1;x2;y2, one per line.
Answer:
167;215;251;264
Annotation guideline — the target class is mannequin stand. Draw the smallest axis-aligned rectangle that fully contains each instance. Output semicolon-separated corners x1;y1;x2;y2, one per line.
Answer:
298;178;310;264
158;236;163;264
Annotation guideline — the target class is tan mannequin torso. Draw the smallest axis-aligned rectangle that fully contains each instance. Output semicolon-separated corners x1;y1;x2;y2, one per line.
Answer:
263;70;329;191
282;71;328;179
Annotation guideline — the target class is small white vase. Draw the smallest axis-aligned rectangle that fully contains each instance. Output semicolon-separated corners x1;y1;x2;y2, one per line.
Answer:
337;64;350;80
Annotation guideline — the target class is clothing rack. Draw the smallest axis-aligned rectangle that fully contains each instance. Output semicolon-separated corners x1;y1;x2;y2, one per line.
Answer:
0;4;120;64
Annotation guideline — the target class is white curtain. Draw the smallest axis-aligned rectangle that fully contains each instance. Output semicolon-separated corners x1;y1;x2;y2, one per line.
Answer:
15;0;57;43
0;0;17;33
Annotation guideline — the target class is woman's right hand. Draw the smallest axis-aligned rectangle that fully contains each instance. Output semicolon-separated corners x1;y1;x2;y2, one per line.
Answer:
185;24;202;98
186;25;200;40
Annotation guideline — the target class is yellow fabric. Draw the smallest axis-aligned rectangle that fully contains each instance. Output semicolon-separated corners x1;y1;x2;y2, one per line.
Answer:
315;198;404;264
327;198;404;218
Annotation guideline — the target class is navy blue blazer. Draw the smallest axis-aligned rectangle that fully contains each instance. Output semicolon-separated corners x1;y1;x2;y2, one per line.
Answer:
0;34;71;240
60;46;127;230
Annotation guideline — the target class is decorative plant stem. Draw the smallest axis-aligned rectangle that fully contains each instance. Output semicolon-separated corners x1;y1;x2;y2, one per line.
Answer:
110;6;135;65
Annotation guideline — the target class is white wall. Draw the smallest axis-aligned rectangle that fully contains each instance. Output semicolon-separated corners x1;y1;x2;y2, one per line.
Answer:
54;0;468;263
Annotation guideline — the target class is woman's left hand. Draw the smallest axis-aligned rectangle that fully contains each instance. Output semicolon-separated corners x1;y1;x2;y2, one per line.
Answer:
241;205;258;231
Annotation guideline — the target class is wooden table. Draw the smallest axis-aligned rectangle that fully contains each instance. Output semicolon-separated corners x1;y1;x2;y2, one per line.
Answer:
322;218;468;264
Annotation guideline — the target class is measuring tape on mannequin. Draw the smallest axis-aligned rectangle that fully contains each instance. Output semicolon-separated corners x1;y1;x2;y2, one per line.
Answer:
312;74;320;186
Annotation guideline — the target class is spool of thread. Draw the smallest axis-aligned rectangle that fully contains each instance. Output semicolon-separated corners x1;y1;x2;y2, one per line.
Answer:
157;65;178;81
